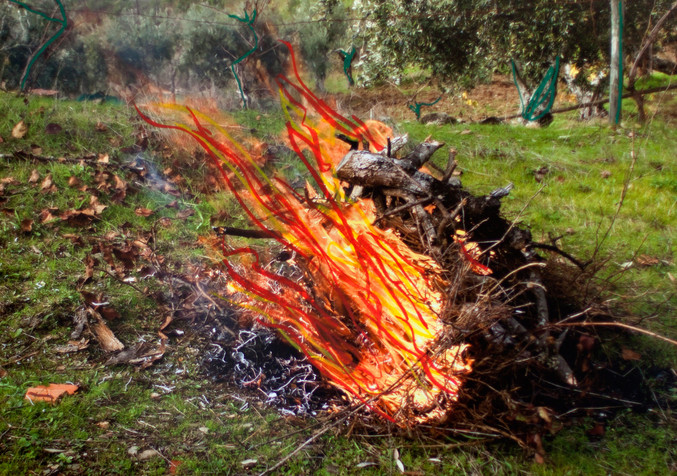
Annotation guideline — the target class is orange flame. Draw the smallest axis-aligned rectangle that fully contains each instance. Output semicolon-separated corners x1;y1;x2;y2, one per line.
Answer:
137;41;471;423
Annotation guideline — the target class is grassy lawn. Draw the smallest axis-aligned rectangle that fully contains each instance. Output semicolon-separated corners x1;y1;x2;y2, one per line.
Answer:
0;88;675;474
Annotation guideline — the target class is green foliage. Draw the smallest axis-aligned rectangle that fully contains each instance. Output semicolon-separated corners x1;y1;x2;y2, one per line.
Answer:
349;0;676;87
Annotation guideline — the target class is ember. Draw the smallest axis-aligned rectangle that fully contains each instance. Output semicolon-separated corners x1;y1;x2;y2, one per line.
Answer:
138;42;472;424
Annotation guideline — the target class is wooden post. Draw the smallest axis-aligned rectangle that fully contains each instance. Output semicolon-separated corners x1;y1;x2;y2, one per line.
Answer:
609;0;624;125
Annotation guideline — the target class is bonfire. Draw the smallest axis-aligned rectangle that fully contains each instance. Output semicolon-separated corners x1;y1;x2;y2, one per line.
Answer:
138;42;583;428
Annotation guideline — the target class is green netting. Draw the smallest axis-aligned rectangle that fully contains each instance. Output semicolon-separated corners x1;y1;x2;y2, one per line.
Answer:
228;8;258;109
511;56;560;122
408;96;441;120
9;0;68;91
339;47;357;86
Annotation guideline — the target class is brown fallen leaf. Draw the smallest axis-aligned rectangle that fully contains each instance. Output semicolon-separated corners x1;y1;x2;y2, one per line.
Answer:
135;207;154;217
113;244;137;269
169;460;183;475
31;144;43;155
97;153;109;164
587;422;605;437
53;339;90;354
20;218;33;232
45;123;62;134
79;254;97;286
95;121;108;132
62;233;85;246
621;348;642;361
38;208;59;224
89;196;107;215
635;255;660;268
600;170;612;179
25;383;79;403
12;120;28;139
67;176;82;188
113;174;127;191
176;208;195;220
99;306;121;321
40;174;53;191
0;367;7;378
28;169;40;183
89;308;124;352
104;341;165;368
60;208;99;227
0;135;4;144
111;189;126;204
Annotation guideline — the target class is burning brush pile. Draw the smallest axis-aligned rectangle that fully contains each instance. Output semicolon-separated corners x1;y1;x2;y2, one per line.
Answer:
137;43;654;436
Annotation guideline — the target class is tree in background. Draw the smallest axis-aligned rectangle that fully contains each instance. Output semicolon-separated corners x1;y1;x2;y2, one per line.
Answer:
349;0;675;89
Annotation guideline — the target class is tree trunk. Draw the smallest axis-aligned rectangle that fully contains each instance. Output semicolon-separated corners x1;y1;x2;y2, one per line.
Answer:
609;0;624;125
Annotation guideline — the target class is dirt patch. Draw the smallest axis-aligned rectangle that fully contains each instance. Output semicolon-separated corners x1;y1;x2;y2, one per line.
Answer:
330;75;573;123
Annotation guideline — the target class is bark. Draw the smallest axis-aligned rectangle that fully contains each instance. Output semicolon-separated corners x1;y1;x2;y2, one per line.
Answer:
609;0;623;125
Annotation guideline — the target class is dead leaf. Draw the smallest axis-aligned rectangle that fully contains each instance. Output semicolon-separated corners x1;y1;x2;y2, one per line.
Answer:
45;123;62;134
62;233;85;247
135;207;154;217
95;122;108;132
104;341;164;367
635;255;660;268
534;166;549;183
38;208;59;224
20;218;33;232
96;421;110;429
621;348;642;361
113;244;137;269
25;383;79;403
89;309;124;352
587;422;605;437
99;306;121;321
108;136;122;147
166;200;178;209
40;174;53;191
60;209;97;227
577;334;596;352
12;120;28;139
31;144;42;155
169;460;183;475
79;254;96;286
113;175;127;191
97;153;109;164
28;169;40;183
600;170;611;179
53;339;90;354
67;176;82;188
89;196;107;215
111;189;126;204
0;367;7;378
0;136;4;144
176;208;194;220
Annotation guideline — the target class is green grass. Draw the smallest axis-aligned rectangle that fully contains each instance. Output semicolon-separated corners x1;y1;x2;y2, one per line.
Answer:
1;89;676;474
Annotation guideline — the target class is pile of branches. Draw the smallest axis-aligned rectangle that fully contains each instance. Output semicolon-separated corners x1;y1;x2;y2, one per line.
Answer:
332;134;676;446
201;133;674;452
